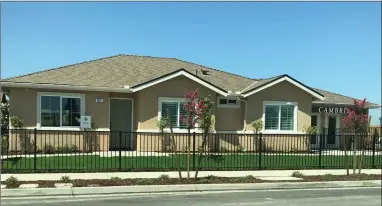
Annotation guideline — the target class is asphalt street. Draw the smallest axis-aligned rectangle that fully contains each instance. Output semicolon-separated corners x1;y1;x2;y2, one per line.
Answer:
1;187;381;206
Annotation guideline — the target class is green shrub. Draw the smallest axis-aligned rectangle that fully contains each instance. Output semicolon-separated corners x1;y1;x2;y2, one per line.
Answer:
4;176;19;187
206;175;216;179
55;146;62;153
291;171;304;178
60;175;71;183
236;145;245;152
157;117;169;132
219;147;229;153
183;146;189;153
1;136;9;155
110;177;122;182
158;174;170;180
70;145;78;152
303;126;318;135
43;144;55;154
10;116;24;128
251;119;263;133
164;145;174;152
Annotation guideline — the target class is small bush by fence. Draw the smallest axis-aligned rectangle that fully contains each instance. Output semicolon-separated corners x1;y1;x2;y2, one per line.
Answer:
1;128;381;173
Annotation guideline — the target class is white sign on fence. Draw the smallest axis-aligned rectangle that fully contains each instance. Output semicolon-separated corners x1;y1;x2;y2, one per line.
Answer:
80;116;92;128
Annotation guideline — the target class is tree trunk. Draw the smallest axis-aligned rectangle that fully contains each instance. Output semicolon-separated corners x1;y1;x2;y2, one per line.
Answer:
195;129;208;178
359;117;372;175
352;135;357;175
342;133;349;176
194;110;212;179
187;129;191;179
167;110;182;180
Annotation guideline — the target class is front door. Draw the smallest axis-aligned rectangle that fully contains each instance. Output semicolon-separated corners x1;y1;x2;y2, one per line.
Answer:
326;115;337;148
110;99;133;151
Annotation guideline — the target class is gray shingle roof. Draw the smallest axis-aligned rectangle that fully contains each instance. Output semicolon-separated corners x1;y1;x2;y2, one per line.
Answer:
3;54;255;92
3;54;379;107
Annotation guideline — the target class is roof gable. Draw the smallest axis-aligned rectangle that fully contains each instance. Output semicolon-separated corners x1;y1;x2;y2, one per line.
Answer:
130;69;229;96
242;75;325;100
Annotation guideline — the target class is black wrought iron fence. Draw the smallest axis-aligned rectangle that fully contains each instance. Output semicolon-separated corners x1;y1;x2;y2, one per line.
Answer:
1;128;381;173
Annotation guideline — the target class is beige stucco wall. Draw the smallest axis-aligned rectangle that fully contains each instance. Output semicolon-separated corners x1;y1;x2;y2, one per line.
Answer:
245;81;313;131
215;101;245;131
135;132;309;152
135;76;218;130
8;88;110;129
8;130;109;152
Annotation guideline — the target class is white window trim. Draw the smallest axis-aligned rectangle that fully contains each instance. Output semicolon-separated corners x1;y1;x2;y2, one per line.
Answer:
217;96;240;108
158;97;200;131
262;101;298;133
37;92;85;130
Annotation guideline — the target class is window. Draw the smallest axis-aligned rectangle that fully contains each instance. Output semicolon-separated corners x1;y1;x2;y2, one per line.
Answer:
159;98;187;129
38;93;84;128
263;102;297;131
218;97;240;108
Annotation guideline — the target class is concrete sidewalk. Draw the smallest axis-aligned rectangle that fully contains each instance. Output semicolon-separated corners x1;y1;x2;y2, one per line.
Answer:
1;180;381;198
2;169;381;181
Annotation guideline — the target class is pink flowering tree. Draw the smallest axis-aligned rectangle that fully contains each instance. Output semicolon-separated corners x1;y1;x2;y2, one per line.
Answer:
181;89;199;179
180;89;215;179
343;98;370;175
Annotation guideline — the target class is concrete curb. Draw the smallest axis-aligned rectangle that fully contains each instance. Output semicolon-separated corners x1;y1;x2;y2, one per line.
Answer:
1;180;381;198
2;169;381;181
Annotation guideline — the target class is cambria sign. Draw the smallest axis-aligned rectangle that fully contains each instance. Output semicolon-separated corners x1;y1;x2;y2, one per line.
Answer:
312;106;349;114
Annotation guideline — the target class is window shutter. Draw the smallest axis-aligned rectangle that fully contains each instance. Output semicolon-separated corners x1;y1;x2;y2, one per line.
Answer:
264;105;279;130
280;105;294;130
162;102;178;128
179;102;188;128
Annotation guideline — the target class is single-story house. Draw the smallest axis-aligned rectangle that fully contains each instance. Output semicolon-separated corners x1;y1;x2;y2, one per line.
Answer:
1;54;379;152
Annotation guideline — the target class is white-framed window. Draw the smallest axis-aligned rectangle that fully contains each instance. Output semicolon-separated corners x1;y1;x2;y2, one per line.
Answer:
158;97;188;129
37;92;85;129
217;96;240;108
262;101;297;132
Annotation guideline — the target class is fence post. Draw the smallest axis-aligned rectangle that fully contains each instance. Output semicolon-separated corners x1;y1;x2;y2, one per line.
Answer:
372;134;376;169
192;132;196;171
33;128;37;171
119;131;122;170
319;132;323;169
258;133;262;170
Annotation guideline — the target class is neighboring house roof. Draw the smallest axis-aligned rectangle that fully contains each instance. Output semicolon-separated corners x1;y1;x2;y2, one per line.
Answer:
2;54;379;107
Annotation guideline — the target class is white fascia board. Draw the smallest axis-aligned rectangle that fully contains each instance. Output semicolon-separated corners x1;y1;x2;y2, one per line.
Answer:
1;82;132;93
130;70;228;96
242;76;325;100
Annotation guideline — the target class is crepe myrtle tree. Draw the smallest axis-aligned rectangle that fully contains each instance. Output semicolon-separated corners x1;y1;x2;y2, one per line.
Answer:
194;95;214;178
179;89;215;179
180;89;199;179
343;98;369;175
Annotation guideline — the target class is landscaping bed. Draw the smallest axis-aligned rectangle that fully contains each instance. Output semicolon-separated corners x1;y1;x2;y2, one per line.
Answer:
2;174;381;189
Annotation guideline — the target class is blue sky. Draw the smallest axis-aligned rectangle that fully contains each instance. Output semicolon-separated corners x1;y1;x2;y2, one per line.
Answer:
1;2;381;124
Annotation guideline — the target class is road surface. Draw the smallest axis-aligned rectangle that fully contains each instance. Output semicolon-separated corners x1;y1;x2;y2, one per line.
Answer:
2;187;381;206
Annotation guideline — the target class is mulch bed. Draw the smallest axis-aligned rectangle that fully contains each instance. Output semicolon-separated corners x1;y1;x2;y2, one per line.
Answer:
302;174;381;182
2;174;381;189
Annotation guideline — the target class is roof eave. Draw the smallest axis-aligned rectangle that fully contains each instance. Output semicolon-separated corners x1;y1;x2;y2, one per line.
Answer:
1;81;133;93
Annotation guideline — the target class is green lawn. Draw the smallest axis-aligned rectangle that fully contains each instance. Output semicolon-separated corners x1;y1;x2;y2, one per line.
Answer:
2;154;382;172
